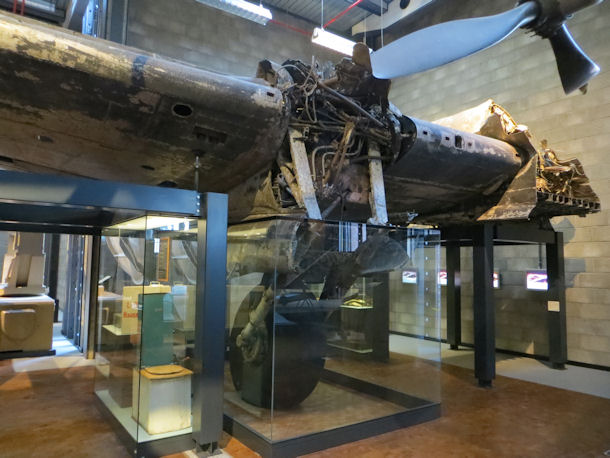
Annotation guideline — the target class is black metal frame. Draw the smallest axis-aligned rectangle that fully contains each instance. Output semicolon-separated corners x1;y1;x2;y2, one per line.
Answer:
223;217;441;457
225;368;440;458
0;170;228;456
193;193;228;447
0;349;55;359
442;221;568;387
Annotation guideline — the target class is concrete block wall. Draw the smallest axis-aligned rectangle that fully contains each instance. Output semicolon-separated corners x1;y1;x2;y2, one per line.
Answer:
389;242;441;340
456;246;550;356
125;0;341;77
389;3;610;367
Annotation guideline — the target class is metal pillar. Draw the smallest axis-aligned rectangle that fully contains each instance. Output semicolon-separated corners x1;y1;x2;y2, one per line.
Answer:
472;224;495;387
192;193;229;450
446;241;461;350
106;0;129;44
371;273;390;362
86;236;101;359
546;231;567;369
47;233;61;322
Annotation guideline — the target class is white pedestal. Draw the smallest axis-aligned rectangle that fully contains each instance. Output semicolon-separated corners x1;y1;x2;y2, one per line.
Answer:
132;364;192;435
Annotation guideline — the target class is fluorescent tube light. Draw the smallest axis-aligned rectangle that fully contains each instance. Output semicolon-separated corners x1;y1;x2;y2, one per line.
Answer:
312;27;358;56
195;0;272;25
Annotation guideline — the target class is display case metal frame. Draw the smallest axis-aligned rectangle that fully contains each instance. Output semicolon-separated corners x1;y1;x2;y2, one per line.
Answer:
441;221;567;387
0;170;228;456
224;216;442;458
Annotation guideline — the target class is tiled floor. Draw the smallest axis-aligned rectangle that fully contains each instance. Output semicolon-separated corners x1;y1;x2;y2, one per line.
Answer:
8;323;96;373
1;343;609;457
390;334;610;398
0;363;130;458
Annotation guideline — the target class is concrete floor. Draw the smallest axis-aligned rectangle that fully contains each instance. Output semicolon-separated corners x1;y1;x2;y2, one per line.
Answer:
1;337;609;458
9;323;95;373
390;334;610;399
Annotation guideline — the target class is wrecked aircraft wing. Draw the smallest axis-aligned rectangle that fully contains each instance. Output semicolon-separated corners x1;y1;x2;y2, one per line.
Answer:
0;11;600;226
0;11;287;190
431;100;600;222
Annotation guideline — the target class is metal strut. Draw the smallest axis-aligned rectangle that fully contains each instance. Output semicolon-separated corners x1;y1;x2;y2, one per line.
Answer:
368;142;389;225
288;128;322;220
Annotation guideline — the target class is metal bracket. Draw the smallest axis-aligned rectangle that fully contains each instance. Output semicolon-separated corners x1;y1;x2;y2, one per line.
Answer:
367;142;389;225
288;128;322;220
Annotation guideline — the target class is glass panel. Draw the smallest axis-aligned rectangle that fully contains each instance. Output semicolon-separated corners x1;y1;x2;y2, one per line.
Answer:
225;217;441;443
94;220;146;444
95;215;198;444
225;220;277;439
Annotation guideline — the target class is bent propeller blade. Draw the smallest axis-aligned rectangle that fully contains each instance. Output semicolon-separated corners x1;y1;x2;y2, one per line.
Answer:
549;24;600;94
370;1;540;79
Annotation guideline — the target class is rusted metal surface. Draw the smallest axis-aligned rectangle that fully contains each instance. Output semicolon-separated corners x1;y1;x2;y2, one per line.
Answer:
288;128;322;220
0;11;287;191
367;142;388;225
385;116;524;221
432;100;599;222
0;11;600;226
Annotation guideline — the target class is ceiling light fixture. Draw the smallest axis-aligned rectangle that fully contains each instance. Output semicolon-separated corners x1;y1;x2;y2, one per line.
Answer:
195;0;272;25
312;27;358;56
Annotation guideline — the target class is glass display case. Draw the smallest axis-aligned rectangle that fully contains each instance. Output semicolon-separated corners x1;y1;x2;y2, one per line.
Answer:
224;217;441;456
94;215;199;447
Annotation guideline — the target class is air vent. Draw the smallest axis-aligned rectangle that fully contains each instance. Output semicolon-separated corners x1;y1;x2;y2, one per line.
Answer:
194;126;227;145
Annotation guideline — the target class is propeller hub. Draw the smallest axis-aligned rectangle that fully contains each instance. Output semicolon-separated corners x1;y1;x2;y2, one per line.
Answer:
520;0;604;37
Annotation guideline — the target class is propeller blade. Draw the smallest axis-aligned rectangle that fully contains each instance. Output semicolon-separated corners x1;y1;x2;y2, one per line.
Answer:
370;1;540;79
548;24;600;94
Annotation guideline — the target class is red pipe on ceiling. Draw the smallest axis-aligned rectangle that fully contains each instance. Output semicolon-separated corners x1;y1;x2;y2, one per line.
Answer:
323;0;364;29
269;18;312;37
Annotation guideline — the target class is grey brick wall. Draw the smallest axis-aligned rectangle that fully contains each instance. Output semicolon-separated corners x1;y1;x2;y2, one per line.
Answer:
389;3;610;367
125;0;342;76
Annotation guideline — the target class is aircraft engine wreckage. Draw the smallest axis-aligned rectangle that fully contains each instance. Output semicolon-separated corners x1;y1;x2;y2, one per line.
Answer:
0;11;601;408
234;52;600;225
0;12;599;227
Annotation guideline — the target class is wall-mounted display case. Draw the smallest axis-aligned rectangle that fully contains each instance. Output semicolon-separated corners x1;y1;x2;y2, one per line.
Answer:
224;217;441;457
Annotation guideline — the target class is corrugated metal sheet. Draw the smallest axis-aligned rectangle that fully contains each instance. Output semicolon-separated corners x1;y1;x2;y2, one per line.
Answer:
263;0;392;33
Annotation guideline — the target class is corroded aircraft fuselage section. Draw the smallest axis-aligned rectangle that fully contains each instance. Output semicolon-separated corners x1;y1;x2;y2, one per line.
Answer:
0;12;287;191
0;10;600;225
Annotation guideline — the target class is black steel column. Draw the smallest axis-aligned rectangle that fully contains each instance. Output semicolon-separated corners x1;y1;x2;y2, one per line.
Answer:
86;235;101;359
446;241;461;350
192;193;228;450
472;224;495;387
371;273;390;362
106;0;129;43
546;231;567;369
47;233;61;322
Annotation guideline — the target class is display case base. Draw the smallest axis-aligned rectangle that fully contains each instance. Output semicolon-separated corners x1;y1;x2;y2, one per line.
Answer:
0;349;55;360
224;369;441;458
94;393;197;457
